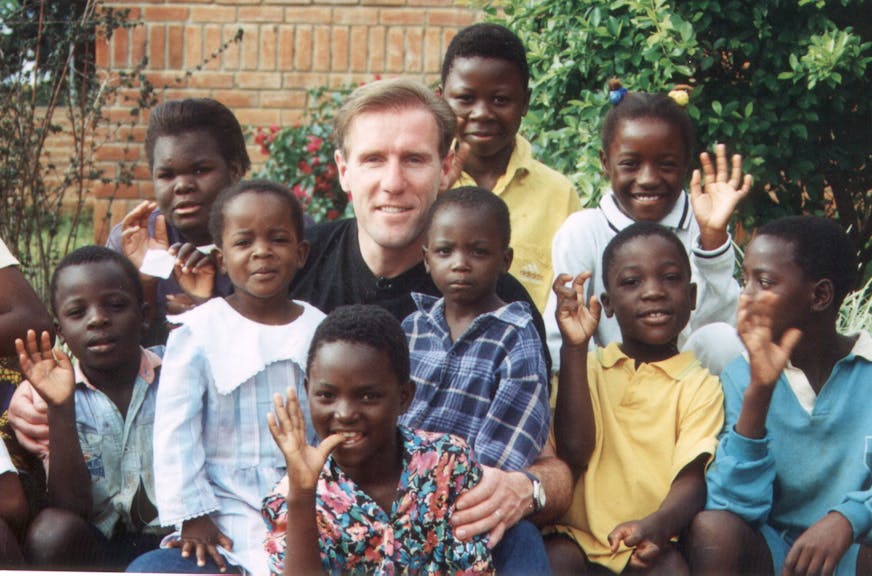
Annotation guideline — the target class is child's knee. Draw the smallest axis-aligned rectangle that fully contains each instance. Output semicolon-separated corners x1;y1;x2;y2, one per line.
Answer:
25;508;95;566
545;533;589;575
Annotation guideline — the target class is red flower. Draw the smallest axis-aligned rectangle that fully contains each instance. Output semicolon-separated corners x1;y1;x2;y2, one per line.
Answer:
326;210;339;220
298;160;312;175
306;135;323;153
292;184;307;199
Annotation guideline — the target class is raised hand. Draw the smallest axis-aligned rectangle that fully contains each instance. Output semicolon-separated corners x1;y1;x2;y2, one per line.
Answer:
690;143;753;250
552;272;601;348
120;200;169;269
170;242;216;303
267;388;344;492
737;292;802;389
15;330;75;408
173;515;233;571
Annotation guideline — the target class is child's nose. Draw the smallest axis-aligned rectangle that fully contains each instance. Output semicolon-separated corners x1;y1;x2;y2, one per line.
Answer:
469;99;493;120
87;309;110;327
173;174;196;193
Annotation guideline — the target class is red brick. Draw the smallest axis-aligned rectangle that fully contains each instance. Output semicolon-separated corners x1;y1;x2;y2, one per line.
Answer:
238;6;284;22
381;9;425;26
333;7;377;25
220;25;245;70
362;0;403;5
278;26;295;69
424;27;442;74
350;26;368;72
148;26;166;69
386;28;404;73
96;36;110;68
260;91;307;109
185;26;204;69
295;27;313;71
143;6;189;21
214;91;260;108
235;72;282;89
283;72;329;90
113;27;129;68
234;108;281;126
239;24;260;70
280;109;305;126
190;6;237;23
368;26;385;71
260;26;277;70
313;26;331;72
186;71;235;88
331;27;349;71
131;25;148;65
428;9;477;27
203;25;227;70
283;6;333;25
406;27;423;72
168;25;185;68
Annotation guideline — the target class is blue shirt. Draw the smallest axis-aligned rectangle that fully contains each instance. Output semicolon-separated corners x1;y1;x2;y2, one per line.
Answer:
706;331;872;541
400;293;550;471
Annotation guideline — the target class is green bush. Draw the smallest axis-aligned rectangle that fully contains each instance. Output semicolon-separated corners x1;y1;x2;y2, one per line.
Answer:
254;83;358;223
482;0;871;277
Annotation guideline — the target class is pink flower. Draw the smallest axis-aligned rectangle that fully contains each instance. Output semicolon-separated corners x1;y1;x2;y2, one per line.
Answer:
298;160;312;175
306;135;323;153
347;522;368;542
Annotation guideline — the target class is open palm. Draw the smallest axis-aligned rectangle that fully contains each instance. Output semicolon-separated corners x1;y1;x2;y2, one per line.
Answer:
15;329;75;408
737;292;802;388
690;144;753;235
120;200;169;269
552;272;601;347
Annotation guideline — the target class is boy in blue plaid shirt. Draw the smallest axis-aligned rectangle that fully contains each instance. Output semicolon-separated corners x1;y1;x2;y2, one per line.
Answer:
400;186;550;472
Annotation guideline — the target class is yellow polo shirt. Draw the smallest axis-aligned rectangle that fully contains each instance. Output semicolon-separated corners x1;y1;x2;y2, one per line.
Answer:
454;135;579;311
551;343;723;572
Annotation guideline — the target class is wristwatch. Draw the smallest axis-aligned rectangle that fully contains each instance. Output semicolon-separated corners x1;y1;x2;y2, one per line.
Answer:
522;471;546;513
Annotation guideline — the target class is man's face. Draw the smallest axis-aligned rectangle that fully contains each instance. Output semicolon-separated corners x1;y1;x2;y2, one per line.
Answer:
335;107;452;257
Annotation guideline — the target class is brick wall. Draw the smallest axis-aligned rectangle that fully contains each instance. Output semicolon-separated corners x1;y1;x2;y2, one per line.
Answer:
92;0;479;242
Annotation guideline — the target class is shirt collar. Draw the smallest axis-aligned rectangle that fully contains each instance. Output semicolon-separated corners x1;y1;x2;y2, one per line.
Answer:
412;291;532;329
598;341;701;379
456;135;532;195
599;189;691;232
74;347;162;391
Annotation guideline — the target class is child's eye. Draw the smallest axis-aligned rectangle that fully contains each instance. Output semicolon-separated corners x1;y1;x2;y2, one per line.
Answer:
64;307;85;318
233;239;251;247
619;277;640;287
434;246;452;256
493;96;509;105
361;392;381;402
314;390;334;400
193;166;212;175
156;171;173;180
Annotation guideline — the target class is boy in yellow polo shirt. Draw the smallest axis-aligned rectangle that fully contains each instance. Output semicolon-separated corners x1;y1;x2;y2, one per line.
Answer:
439;23;579;311
546;222;724;574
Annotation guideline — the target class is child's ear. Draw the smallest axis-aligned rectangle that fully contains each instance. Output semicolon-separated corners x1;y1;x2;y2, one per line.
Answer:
601;292;614;318
599;149;610;180
296;240;310;269
228;160;243;184
502;246;514;273
435;84;444;97
422;246;431;274
688;282;698;311
214;249;226;274
810;278;835;312
398;379;415;413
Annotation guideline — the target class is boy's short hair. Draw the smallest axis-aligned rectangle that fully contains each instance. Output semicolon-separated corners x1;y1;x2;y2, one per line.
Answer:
427;186;511;248
145;98;251;173
332;78;456;159
208;179;306;247
50;246;143;314
602;79;695;165
602;222;691;288
441;23;530;91
757;215;858;308
307;305;410;386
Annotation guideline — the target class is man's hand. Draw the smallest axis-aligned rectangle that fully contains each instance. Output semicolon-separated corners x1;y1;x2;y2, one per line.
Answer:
7;379;50;457
172;515;234;572
783;512;853;576
452;466;532;547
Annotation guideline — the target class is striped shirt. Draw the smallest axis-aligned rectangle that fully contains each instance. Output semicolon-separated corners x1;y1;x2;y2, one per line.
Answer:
400;293;550;471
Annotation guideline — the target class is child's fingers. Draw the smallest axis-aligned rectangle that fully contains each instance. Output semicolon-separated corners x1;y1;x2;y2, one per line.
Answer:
780;327;803;357
318;433;346;459
689;168;702;195
589;294;603;319
715;143;728;182
607;526;629;552
699;150;715;181
120;200;153;229
552;273;573;296
729;153;743;189
741;173;753;196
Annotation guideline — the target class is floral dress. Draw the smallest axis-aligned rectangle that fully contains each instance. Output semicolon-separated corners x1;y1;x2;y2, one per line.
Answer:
262;426;494;575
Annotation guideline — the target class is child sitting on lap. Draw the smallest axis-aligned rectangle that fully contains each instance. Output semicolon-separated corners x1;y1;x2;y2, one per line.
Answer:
262;304;493;575
128;180;323;575
13;246;167;570
548;222;724;574
688;216;872;575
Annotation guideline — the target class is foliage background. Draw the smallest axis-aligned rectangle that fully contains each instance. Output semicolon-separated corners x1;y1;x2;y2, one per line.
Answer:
480;0;870;279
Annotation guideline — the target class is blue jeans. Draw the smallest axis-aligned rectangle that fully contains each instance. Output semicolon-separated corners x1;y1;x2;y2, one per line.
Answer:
126;548;243;574
492;519;552;575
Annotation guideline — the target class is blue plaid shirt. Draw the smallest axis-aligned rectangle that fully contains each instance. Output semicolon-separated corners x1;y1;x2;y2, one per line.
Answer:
400;293;550;471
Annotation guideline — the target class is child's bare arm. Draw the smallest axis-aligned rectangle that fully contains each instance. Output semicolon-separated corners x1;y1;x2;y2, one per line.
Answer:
268;388;343;575
689;143;753;250
552;272;600;482
608;456;708;569
734;292;802;439
15;330;91;517
783;512;854;576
